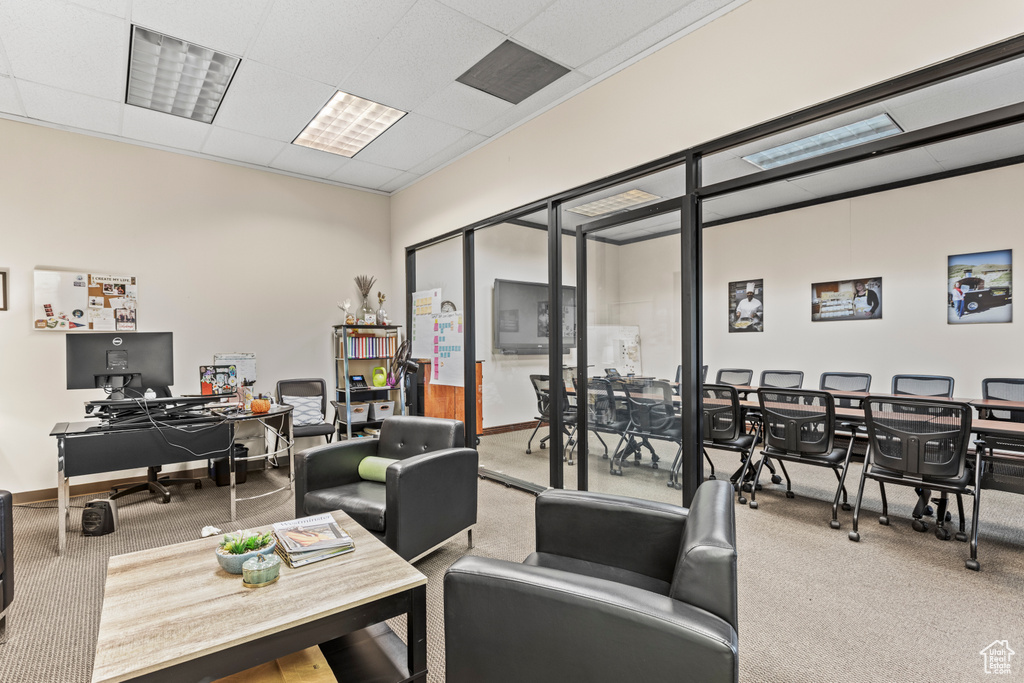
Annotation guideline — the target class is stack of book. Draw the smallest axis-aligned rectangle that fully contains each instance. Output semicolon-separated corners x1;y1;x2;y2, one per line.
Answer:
272;513;355;568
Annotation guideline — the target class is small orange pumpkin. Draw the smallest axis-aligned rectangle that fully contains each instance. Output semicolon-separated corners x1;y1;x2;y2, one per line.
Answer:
251;398;271;414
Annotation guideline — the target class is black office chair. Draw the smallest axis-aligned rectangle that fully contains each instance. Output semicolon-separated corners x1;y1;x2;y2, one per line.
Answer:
981;378;1024;421
716;368;753;387
820;372;872;407
696;384;761;501
109;386;204;504
583;378;624;460
849;397;980;570
277;378;335;444
672;364;709;395
526;375;576;459
891;374;954;398
759;370;804;389
612;381;679;476
750;389;855;525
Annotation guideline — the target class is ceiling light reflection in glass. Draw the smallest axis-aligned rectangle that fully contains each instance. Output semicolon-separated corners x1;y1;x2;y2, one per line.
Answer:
566;189;662;217
743;114;903;170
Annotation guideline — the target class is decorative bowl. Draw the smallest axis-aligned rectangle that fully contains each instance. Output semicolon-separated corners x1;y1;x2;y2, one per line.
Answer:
215;538;277;575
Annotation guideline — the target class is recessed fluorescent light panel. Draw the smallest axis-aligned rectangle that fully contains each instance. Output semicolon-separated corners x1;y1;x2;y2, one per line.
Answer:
127;26;239;124
293;92;406;157
567;190;662;217
743;114;903;170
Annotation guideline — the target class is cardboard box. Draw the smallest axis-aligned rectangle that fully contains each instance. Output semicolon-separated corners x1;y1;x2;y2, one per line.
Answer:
341;402;369;424
369;400;395;420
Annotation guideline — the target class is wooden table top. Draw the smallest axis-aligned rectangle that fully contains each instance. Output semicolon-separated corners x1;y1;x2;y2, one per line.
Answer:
91;511;426;683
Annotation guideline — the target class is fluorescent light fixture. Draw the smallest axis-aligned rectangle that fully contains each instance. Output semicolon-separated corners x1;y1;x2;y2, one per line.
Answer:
743;114;903;170
567;190;661;217
127;26;239;124
293;91;406;157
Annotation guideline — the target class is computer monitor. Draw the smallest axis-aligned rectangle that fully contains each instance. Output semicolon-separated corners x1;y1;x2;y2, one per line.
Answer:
66;332;174;400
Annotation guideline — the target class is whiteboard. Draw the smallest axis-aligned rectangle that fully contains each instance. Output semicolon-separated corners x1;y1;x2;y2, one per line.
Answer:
587;325;642;375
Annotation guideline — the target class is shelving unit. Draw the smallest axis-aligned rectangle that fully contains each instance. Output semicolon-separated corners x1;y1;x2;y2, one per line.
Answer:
333;324;405;440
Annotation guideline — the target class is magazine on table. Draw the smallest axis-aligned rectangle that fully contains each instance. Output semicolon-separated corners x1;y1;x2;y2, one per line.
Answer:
275;543;355;568
272;513;354;554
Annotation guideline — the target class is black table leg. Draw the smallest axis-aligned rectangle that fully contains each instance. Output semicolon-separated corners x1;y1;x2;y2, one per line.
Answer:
407;584;427;681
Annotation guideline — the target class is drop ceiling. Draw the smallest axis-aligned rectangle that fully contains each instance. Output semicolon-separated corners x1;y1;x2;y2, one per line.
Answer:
0;0;747;194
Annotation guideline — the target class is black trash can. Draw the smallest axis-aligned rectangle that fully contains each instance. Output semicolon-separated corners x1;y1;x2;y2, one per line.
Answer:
209;444;248;487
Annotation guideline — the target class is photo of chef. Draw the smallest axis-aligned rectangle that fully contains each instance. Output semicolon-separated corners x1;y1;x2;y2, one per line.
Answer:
948;249;1011;324
729;279;763;333
811;277;882;321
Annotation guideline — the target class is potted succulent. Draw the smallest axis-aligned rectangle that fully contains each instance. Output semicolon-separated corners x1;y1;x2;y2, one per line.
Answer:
215;530;276;575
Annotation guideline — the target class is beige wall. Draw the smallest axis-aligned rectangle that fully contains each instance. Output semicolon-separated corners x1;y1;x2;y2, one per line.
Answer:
0;119;391;494
390;0;1024;326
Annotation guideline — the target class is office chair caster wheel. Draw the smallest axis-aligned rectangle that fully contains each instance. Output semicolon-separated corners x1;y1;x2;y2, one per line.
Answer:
912;519;928;533
935;527;951;541
785;491;795;499
849;531;860;542
741;482;752;493
526;448;532;454
738;496;747;505
651;463;659;470
955;532;968;542
842;503;852;511
540;443;546;450
755;483;763;491
771;475;782;485
830;520;840;530
944;511;952;522
160;494;170;504
965;559;980;571
878;516;889;526
194;482;202;489
749;501;758;509
708;474;716;480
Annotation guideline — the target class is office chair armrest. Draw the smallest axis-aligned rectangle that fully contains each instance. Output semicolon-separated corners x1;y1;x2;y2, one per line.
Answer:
385;448;479;560
535;490;686;583
294;439;379;516
444;556;738;683
0;490;12;610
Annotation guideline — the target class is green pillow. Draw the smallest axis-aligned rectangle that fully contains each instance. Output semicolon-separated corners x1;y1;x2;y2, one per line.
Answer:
358;456;398;482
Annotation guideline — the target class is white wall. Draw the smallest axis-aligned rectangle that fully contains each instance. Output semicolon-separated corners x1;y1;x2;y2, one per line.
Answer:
0;119;392;494
389;0;1024;326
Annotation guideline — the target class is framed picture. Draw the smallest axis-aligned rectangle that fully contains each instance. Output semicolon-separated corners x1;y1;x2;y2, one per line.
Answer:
948;249;1011;324
811;277;882;321
728;279;763;332
0;270;7;311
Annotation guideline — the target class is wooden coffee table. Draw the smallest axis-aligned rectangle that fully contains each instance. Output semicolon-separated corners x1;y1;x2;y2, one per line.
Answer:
91;510;427;683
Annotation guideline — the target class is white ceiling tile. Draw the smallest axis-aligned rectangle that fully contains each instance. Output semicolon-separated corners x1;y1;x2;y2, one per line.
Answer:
409;131;486;175
70;0;129;18
340;0;505;111
703;181;817;220
0;35;11;75
924;123;1024;170
476;70;588;136
381;171;421;193
435;0;555;34
888;66;1024;132
0;0;127;100
201;126;287;166
414;81;513;131
247;0;415;86
785;149;942;198
356;113;470;170
19;80;121;134
131;0;270;55
328;159;404;190
121;105;211;151
0;74;24;116
213;60;337;141
702;152;757;186
579;0;742;77
269;143;348;177
513;0;687;69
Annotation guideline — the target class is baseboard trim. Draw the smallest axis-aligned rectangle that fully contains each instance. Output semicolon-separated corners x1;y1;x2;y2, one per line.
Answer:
13;467;207;504
481;421;543;436
478;468;547;496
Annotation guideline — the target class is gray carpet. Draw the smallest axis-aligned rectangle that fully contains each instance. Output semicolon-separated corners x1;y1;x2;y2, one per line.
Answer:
3;430;1023;682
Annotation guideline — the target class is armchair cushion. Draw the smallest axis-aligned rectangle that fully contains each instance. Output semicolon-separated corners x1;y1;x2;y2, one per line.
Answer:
304;481;387;532
358;456;397;482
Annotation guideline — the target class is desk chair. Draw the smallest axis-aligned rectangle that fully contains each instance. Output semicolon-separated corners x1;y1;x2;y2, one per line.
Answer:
0;490;11;643
526;375;577;461
582;378;622;460
759;370;804;389
849;397;980;571
981;378;1024;421
750;389;854;525
696;384;761;500
109;386;204;504
715;368;752;387
612;381;679;476
820;372;872;407
891;374;954;398
277;378;334;444
672;365;709;395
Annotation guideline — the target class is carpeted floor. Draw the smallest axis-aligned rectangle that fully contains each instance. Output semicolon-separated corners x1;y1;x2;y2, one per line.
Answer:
2;429;1023;682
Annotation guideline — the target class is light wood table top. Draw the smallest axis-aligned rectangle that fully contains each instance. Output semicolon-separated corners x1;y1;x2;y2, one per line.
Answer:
91;510;426;683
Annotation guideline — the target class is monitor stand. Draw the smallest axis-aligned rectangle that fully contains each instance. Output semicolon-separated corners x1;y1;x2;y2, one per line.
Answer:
96;373;138;401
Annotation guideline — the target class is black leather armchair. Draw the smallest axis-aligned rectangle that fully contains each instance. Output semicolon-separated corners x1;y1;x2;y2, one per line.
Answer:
444;480;739;683
295;416;478;562
1;490;12;643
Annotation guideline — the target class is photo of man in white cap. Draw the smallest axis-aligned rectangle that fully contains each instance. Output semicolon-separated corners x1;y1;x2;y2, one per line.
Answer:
729;280;763;332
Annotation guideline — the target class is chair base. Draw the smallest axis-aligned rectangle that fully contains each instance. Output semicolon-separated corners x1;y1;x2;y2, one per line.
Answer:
110;466;202;504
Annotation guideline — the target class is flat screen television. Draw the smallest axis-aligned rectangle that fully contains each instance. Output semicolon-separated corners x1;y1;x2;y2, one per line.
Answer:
66;332;174;399
493;279;576;355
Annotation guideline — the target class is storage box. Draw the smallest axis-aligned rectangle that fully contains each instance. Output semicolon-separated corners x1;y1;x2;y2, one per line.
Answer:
369;400;395;420
341;402;369;424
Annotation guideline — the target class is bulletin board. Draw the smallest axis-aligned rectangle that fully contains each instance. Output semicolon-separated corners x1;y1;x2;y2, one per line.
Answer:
411;288;441;358
586;325;642;375
432;311;465;387
33;270;138;331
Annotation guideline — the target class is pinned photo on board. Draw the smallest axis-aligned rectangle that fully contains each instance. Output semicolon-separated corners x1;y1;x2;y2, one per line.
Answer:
811;278;882;321
948;249;1011;324
728;279;763;333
